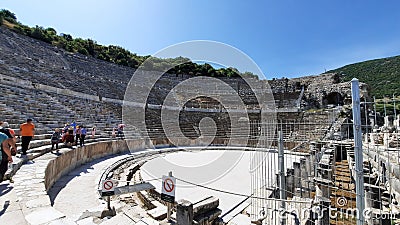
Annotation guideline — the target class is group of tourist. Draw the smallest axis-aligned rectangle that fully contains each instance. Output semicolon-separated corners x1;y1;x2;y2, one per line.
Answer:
52;122;95;149
111;124;125;139
0;119;34;183
0;118;116;183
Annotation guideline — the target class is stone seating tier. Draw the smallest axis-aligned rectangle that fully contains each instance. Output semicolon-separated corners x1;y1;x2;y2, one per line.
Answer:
1;27;300;109
0;80;122;135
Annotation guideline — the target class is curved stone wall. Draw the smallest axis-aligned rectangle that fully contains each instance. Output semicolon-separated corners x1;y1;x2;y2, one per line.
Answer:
12;139;146;224
44;139;146;191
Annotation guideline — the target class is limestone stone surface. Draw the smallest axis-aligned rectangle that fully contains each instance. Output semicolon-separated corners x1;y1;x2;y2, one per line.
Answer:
25;207;65;225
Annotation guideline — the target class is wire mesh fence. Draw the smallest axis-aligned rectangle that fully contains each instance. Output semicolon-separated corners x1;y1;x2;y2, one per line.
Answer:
246;94;400;225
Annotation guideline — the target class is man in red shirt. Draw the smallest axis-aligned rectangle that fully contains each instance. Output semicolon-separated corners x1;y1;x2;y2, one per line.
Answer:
20;118;35;155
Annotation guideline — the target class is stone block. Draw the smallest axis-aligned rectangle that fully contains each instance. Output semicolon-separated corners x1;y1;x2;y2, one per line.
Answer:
193;196;219;216
25;195;52;208
177;199;193;225
147;205;167;220
25;207;65;225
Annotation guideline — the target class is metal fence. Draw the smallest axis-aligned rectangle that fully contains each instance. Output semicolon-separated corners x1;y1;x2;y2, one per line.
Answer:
248;79;400;225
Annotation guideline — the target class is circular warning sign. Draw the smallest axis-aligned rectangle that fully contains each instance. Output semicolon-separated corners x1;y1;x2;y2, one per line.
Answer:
101;179;116;197
161;175;176;198
101;180;117;192
103;180;114;191
161;175;176;203
163;178;175;192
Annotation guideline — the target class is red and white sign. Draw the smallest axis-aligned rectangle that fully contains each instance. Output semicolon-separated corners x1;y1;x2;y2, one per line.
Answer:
161;175;176;197
102;179;116;192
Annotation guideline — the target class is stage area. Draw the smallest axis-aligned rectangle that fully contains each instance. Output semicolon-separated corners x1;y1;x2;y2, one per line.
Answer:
141;150;303;222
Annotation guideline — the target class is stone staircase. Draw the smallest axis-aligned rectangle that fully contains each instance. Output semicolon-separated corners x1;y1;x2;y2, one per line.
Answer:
330;160;357;225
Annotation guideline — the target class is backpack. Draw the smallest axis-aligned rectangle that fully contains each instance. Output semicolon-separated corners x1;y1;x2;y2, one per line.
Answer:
51;132;60;141
0;129;16;156
0;128;12;138
0;132;9;162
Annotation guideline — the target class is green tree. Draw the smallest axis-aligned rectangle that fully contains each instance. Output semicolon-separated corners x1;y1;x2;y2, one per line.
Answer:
0;9;17;23
61;33;73;42
45;27;57;36
329;55;400;98
12;23;31;35
78;47;89;55
30;26;52;43
85;39;95;56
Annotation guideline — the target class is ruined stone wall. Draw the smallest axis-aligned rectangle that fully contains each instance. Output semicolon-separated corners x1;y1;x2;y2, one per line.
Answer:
270;73;369;109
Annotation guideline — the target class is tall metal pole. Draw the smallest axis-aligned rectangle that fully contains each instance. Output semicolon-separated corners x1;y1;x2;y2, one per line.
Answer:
373;96;377;128
167;171;173;221
394;94;397;120
351;78;365;225
107;196;111;210
384;98;387;117
278;131;286;225
364;98;369;142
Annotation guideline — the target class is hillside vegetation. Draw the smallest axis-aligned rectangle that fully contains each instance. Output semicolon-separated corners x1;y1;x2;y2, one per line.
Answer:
329;55;400;98
0;9;257;79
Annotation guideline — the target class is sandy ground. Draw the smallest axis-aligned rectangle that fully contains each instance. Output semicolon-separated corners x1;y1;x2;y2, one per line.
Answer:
141;150;302;222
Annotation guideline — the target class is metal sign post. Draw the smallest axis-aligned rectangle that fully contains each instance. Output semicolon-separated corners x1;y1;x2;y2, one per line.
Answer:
99;179;155;210
101;180;116;210
161;171;176;221
101;180;116;197
100;180;155;197
107;196;111;210
278;131;287;225
167;200;171;221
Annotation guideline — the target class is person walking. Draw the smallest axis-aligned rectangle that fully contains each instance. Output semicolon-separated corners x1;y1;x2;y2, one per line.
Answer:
75;126;81;146
80;126;87;147
20;119;35;155
51;128;61;150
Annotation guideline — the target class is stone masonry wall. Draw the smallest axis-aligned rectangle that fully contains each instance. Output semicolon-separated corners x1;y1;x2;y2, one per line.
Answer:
44;139;146;191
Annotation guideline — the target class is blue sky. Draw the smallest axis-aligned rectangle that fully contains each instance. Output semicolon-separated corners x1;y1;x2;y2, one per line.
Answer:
1;0;400;79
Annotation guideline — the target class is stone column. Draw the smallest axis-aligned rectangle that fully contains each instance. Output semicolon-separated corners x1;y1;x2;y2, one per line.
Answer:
304;155;311;177
177;199;193;225
395;115;400;130
384;116;392;128
383;131;390;148
301;158;308;197
286;169;295;198
293;162;301;194
314;177;332;201
365;189;375;225
310;145;317;177
316;198;330;225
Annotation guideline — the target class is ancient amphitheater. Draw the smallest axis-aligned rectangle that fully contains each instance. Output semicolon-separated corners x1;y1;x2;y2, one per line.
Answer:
1;26;400;225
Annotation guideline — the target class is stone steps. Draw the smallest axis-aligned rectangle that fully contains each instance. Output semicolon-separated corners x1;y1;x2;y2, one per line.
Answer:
0;79;123;137
16;139;51;149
